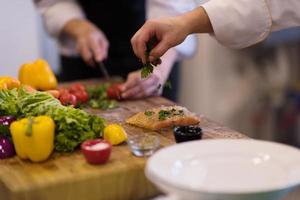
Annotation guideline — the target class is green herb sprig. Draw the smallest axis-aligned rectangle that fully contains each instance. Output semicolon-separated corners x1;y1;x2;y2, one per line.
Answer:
141;38;162;79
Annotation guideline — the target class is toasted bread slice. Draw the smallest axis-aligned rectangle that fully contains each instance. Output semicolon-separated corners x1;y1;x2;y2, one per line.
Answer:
126;106;200;130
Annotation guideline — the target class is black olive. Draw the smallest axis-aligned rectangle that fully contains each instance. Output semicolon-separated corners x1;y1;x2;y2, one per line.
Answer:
173;126;202;143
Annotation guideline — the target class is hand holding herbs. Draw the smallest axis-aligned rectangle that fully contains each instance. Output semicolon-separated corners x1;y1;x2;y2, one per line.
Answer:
140;38;172;91
141;38;162;79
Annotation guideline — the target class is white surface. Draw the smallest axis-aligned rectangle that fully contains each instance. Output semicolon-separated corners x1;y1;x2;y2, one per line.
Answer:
0;0;59;77
146;139;300;200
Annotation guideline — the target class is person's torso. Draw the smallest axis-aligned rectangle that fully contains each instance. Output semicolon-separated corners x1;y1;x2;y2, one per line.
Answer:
78;0;145;76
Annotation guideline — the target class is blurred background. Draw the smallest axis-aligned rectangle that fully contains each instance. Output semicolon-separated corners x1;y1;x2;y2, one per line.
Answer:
1;0;300;147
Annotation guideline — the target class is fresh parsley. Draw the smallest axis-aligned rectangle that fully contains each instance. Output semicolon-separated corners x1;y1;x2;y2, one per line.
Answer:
141;38;162;79
144;110;154;117
158;109;185;121
158;110;172;121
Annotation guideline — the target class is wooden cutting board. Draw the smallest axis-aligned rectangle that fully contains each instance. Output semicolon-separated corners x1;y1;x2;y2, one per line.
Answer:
0;96;247;200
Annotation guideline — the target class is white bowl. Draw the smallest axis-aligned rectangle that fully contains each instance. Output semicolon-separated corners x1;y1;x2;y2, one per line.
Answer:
146;139;300;200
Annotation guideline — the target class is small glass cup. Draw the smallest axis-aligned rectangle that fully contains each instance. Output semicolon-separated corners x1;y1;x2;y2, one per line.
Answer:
127;134;160;157
173;126;202;143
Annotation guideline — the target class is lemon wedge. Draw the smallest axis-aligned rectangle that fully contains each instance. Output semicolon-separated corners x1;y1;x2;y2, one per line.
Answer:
103;124;127;145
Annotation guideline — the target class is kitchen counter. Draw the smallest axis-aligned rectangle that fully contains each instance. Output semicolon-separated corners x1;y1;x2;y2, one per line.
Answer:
0;82;264;200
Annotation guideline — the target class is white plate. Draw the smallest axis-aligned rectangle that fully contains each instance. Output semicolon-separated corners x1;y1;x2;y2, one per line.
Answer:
146;139;300;200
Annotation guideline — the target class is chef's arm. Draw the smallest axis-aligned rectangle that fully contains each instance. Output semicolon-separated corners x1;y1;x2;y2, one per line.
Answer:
35;0;85;37
146;0;198;59
202;0;300;49
35;0;109;63
145;0;198;83
132;0;300;61
121;0;196;99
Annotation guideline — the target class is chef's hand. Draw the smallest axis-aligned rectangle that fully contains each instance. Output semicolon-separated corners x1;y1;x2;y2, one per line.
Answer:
131;7;212;63
63;19;109;66
121;70;163;99
121;48;178;99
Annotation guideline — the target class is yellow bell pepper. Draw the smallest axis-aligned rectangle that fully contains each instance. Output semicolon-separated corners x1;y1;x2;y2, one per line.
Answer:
19;59;58;91
10;116;55;162
0;76;20;90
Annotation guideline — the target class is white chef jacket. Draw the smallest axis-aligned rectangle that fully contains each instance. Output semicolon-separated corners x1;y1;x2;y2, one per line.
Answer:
35;0;197;58
202;0;300;48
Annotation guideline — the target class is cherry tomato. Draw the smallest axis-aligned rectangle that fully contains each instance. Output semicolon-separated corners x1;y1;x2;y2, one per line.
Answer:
73;90;89;103
59;93;77;107
69;83;86;93
106;83;122;100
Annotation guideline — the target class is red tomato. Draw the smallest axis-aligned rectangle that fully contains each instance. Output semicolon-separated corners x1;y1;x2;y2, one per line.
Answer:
73;90;89;103
106;83;122;100
69;83;86;93
81;139;112;165
59;93;77;107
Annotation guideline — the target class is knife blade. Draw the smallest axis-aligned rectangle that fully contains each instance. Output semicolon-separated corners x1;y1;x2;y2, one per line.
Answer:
96;61;110;80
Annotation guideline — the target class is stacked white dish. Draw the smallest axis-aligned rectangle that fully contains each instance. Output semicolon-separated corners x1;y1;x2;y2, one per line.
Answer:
146;139;300;200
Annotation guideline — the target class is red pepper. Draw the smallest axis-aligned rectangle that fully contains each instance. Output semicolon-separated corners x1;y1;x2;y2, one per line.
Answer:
81;139;112;165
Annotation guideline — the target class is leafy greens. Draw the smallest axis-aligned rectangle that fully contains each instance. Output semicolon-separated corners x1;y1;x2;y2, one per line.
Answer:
0;88;106;152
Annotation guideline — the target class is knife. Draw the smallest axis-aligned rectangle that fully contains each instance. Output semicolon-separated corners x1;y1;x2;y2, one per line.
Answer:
96;61;110;80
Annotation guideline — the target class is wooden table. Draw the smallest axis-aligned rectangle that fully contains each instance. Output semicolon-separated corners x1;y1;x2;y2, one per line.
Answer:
0;95;251;200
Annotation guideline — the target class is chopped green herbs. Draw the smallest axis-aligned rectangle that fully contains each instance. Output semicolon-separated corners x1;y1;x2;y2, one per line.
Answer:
144;110;154;117
86;84;118;110
158;110;172;121
141;62;154;79
158;109;185;121
141;38;161;79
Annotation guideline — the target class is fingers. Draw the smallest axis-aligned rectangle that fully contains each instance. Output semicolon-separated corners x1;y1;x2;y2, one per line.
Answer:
149;38;173;60
121;73;160;99
121;72;141;92
134;84;160;99
90;33;109;62
77;31;109;66
131;21;154;64
77;38;94;66
131;30;148;64
89;36;102;62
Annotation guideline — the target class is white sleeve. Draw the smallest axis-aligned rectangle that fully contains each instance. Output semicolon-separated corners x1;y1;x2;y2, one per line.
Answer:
202;0;300;49
35;0;85;37
147;0;198;58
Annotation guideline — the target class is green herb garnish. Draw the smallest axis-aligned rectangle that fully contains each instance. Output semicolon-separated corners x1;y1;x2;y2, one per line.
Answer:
158;108;185;120
144;110;154;117
158;110;172;121
141;38;161;79
141;62;154;79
